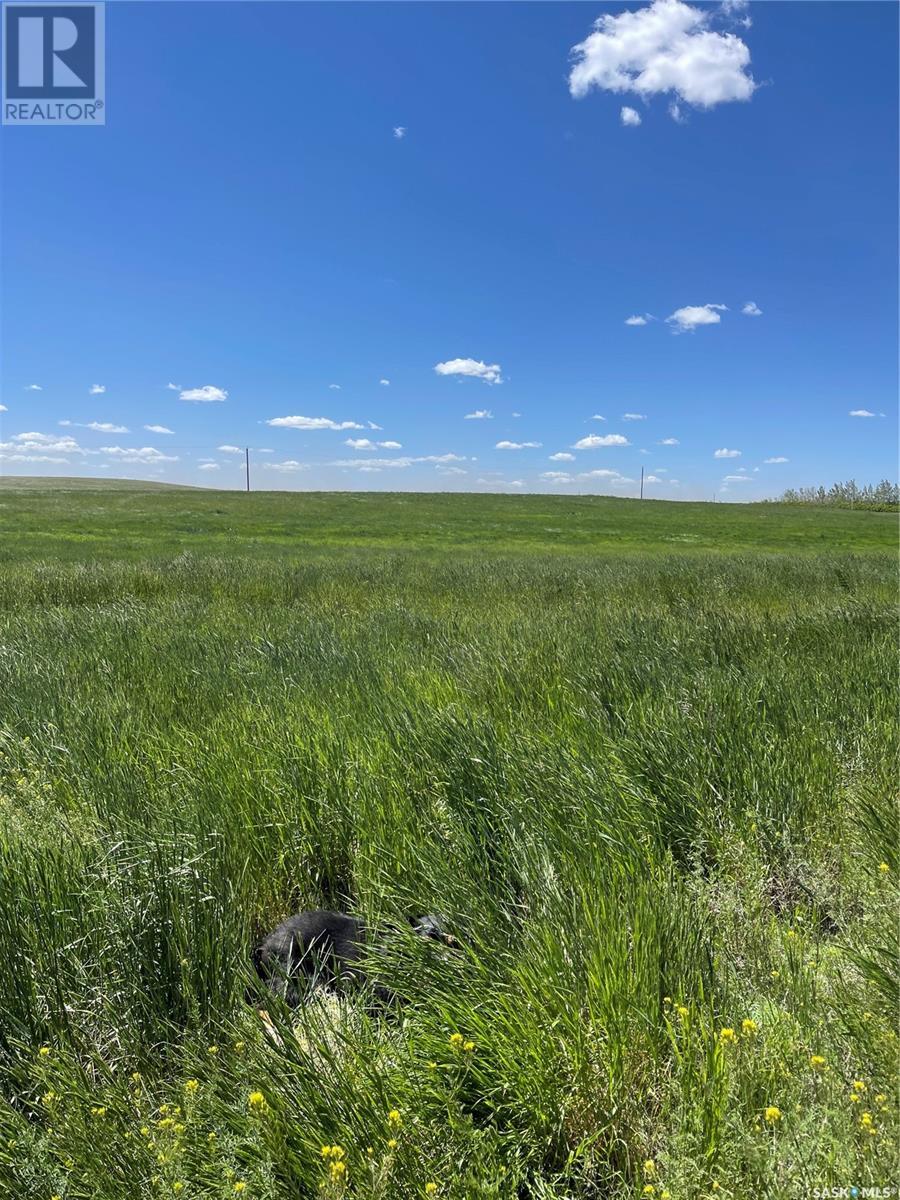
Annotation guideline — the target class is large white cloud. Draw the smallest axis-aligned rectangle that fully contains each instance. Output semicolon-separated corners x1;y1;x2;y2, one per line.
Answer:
667;303;727;332
180;385;228;403
572;433;630;449
434;358;503;385
267;415;365;430
569;0;756;118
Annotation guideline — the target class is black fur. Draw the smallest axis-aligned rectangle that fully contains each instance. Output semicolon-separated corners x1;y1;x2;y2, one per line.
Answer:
251;909;454;1008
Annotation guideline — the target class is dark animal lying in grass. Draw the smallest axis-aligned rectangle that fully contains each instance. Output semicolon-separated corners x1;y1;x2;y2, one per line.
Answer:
250;909;456;1007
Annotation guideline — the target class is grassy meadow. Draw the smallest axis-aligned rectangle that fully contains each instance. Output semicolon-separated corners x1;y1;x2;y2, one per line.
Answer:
0;485;896;1199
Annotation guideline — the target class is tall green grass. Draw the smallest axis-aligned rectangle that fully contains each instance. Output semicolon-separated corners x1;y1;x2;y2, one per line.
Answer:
0;544;896;1198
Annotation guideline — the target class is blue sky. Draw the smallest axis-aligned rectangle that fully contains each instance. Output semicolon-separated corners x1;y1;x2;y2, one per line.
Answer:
1;0;897;497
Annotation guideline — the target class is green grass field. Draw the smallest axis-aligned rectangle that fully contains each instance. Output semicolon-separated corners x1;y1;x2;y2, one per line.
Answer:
0;486;896;1199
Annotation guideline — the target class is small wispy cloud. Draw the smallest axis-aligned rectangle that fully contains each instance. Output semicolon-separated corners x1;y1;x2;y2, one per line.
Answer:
657;437;680;445
144;424;173;434
25;384;42;391
620;106;642;127
166;382;181;391
89;384;106;395
723;474;750;483
549;452;575;462
435;358;503;385
849;408;883;418
624;314;651;326
379;379;391;386
622;412;646;421
59;420;129;433
267;415;366;430
328;383;341;390
264;460;307;473
198;462;220;471
393;126;406;139
100;445;178;464
764;456;789;464
573;433;629;449
667;304;727;333
464;409;493;420
591;414;607;421
742;301;762;316
496;440;541;450
218;445;243;453
180;385;228;403
714;447;741;458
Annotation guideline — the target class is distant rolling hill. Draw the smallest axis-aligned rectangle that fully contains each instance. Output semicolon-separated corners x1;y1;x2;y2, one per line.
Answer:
0;476;204;492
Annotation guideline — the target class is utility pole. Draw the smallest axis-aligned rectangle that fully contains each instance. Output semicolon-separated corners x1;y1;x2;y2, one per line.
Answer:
245;447;250;493
640;465;644;500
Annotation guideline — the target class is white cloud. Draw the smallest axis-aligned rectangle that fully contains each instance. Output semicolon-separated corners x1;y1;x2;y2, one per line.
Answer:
658;437;680;445
620;105;642;126
267;415;365;430
569;0;756;117
622;412;646;421
345;438;375;449
198;463;220;471
7;432;83;454
643;474;662;483
573;433;630;449
440;466;468;476
849;409;881;418
764;456;789;464
99;445;178;463
625;314;649;325
393;126;406;139
541;471;573;483
723;474;750;482
667;303;727;333
714;447;741;458
379;379;390;386
511;411;521;418
85;421;127;433
330;453;466;470
591;414;607;421
496;440;541;450
379;440;402;449
166;382;181;391
549;452;575;462
218;445;243;453
367;421;383;430
435;358;503;385
25;384;42;391
180;385;228;403
328;383;341;390
264;460;306;472
0;405;6;412
145;424;173;434
89;384;106;396
464;409;493;420
742;300;762;316
0;452;70;463
578;468;623;479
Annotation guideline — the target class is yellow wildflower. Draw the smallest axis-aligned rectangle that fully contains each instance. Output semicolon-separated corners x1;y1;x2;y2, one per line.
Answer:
850;1093;861;1104
329;1146;345;1160
184;1079;199;1094
764;1106;782;1124
425;1186;438;1196
878;862;889;873
91;1106;107;1118
427;1061;438;1071
642;1187;655;1197
711;1185;721;1193
330;1160;346;1180
810;1055;826;1070
676;1005;689;1019
860;1112;873;1128
207;1132;217;1143
463;1040;475;1052
449;1033;464;1050
234;1040;245;1052
661;1192;671;1200
853;1080;866;1093
207;1045;218;1056
41;1091;57;1106
38;1047;51;1058
875;1093;887;1106
141;1126;151;1138
644;1160;656;1177
321;1145;332;1159
233;1186;247;1196
132;1071;142;1083
718;1028;736;1044
248;1091;267;1112
741;1018;758;1035
388;1108;402;1126
387;1137;398;1150
173;1185;184;1195
174;1123;185;1135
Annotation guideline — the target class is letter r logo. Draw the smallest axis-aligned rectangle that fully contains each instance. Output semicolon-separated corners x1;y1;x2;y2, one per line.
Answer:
4;4;96;98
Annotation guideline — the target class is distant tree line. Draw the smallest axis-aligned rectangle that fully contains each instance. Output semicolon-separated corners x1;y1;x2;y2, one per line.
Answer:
771;479;899;511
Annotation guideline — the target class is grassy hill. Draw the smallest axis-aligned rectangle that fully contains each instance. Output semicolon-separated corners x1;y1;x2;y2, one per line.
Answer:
0;485;895;563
